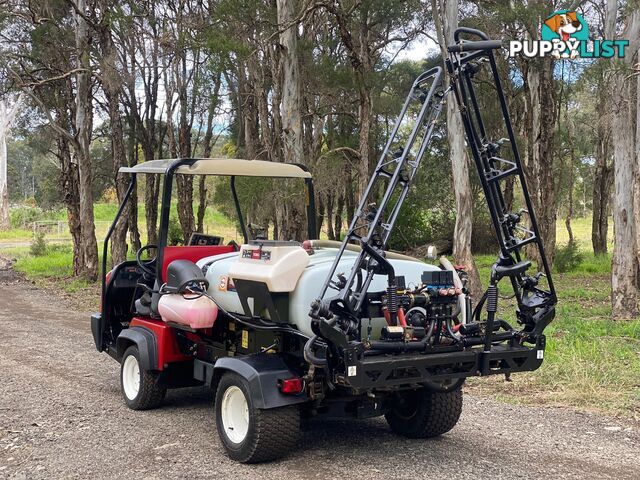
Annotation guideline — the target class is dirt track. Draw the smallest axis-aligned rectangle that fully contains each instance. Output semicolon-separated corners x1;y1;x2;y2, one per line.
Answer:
0;280;638;480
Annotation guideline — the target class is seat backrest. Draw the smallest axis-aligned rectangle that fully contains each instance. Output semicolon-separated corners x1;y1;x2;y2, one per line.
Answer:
161;245;236;282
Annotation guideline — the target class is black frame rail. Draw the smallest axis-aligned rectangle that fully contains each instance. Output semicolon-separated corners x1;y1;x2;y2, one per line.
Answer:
316;66;447;321
446;28;556;351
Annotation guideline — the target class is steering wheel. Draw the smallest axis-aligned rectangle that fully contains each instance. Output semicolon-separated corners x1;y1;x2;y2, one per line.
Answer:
136;244;158;278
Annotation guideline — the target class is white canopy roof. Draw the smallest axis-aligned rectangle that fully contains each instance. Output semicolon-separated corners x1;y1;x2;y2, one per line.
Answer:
119;158;312;178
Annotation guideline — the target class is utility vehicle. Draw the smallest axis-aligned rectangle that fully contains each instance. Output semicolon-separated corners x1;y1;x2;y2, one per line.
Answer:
92;29;556;463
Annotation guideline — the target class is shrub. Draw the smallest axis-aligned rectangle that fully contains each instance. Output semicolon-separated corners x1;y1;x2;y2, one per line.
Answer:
10;205;45;229
30;231;48;257
555;240;584;273
168;217;184;245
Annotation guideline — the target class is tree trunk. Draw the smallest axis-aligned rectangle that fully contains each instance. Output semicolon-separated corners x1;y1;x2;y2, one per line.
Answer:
239;66;259;159
276;0;306;241
610;5;640;319
592;6;616;256
175;53;195;243
146;175;160;245
591;154;612;255
99;14;129;266
435;0;482;300
126;115;141;252
196;176;207;234
57;135;84;276
357;86;372;201
0;96;22;230
197;79;221;233
335;193;345;241
74;0;98;280
142;140;159;246
592;159;612;254
326;193;335;240
0;114;8;230
105;86;129;266
565;152;575;245
611;81;638;317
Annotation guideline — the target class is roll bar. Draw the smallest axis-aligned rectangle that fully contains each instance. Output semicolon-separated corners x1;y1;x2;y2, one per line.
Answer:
101;158;318;286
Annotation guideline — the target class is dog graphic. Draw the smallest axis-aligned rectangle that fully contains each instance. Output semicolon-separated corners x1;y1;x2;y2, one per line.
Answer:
544;11;583;58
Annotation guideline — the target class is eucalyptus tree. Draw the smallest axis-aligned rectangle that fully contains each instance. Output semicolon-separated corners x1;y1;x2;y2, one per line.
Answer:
609;0;639;318
1;0;98;279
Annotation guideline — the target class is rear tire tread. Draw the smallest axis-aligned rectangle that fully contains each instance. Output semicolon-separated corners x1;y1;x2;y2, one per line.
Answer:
121;345;166;410
385;387;463;438
246;405;300;463
215;372;299;463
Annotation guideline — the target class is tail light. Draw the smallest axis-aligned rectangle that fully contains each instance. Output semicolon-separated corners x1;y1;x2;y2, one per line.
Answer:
278;377;304;394
105;269;114;286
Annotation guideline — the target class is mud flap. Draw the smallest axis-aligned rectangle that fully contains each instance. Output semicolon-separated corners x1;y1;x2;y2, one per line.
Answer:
90;313;103;351
196;354;308;409
116;327;158;371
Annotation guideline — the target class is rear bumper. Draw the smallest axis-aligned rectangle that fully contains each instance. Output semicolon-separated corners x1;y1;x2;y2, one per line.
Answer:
340;339;545;390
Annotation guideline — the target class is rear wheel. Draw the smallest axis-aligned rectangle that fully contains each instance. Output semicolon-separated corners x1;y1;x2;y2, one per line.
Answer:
120;345;166;410
215;372;300;463
385;385;462;438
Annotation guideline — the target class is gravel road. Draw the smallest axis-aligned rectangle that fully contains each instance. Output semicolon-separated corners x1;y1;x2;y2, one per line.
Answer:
0;279;638;480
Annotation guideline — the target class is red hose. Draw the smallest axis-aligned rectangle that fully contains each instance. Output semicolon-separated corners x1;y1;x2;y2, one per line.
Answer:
383;308;407;327
397;308;407;327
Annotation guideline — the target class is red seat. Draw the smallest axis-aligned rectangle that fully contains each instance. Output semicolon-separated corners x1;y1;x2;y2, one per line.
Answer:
161;245;236;281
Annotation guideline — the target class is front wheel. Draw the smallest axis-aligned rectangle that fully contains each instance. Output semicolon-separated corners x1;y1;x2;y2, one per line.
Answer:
385;386;463;438
120;345;166;410
215;372;300;463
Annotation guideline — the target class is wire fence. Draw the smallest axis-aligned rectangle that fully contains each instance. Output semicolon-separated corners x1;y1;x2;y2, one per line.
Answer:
31;221;112;242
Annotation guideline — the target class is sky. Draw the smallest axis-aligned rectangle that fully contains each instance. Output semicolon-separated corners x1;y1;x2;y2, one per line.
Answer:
392;37;440;62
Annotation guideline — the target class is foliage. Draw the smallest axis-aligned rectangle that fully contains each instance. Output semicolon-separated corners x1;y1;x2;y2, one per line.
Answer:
168;217;184;246
470;253;638;415
29;231;48;256
10;205;48;229
100;187;118;204
554;240;585;273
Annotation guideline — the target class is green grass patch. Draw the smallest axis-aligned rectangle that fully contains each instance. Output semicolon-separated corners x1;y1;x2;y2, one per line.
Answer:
13;245;76;278
0;228;34;241
467;260;639;417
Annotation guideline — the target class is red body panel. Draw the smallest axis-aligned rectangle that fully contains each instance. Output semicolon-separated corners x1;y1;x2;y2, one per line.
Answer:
129;245;234;369
130;317;192;370
161;245;236;281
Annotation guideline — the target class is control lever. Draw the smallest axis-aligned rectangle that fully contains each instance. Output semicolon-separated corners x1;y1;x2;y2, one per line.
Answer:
521;272;545;290
503;208;528;226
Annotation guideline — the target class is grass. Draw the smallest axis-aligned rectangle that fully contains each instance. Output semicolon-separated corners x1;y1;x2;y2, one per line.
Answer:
556;215;614;251
0;228;35;240
469;252;639;419
0;209;638;419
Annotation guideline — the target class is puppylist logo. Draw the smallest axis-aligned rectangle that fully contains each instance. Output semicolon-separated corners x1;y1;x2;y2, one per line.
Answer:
509;10;628;59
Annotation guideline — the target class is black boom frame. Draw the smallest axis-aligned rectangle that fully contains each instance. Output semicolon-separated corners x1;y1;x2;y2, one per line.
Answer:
315;66;447;321
307;29;557;382
446;28;556;345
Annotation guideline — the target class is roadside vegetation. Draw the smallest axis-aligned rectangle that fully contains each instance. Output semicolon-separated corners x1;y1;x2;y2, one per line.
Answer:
469;254;640;420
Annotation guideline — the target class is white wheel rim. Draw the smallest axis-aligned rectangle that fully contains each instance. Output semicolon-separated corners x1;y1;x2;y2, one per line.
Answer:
220;385;249;444
122;355;140;400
